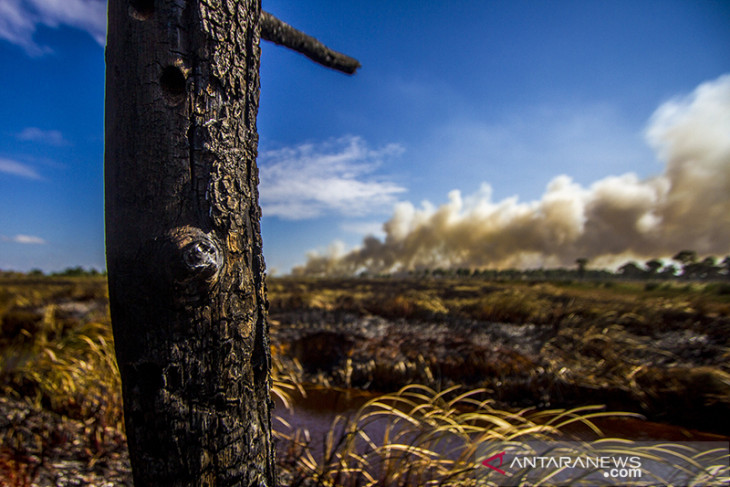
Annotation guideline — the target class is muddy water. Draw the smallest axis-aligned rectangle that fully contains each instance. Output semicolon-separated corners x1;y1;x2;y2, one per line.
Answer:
273;387;385;458
273;385;729;452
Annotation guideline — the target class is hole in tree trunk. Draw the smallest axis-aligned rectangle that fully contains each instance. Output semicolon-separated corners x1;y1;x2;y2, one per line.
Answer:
160;65;186;106
129;0;154;20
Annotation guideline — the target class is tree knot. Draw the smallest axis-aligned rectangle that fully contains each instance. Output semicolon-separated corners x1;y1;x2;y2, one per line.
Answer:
183;239;220;275
165;226;223;292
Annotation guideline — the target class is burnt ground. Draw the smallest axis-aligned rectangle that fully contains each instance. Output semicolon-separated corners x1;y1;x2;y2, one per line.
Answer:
0;397;132;487
2;276;729;484
270;308;730;435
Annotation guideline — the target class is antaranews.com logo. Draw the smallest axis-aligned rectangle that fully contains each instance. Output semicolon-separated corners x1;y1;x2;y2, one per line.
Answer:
475;440;729;486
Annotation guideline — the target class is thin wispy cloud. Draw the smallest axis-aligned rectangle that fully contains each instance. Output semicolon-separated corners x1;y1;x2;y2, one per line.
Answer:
258;136;406;220
1;234;47;245
0;0;106;55
0;157;41;179
17;127;68;146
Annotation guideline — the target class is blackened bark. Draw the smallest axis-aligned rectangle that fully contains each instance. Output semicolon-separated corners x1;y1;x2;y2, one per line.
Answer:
260;11;361;74
104;0;275;485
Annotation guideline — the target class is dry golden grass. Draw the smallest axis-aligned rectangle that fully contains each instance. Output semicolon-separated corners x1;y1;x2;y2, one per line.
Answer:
268;275;730;327
274;384;728;486
274;384;570;486
0;277;122;430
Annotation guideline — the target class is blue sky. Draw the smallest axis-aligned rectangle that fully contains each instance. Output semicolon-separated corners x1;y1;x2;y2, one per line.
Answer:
1;1;729;274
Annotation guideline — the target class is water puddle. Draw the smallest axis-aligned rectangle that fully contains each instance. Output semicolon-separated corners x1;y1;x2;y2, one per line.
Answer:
273;385;729;449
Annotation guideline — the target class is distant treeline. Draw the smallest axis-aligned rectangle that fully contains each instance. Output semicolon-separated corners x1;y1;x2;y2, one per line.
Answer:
369;250;730;282
0;266;106;278
3;250;730;281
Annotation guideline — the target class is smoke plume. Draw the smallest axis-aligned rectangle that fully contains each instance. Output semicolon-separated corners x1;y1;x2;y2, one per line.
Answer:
295;75;730;275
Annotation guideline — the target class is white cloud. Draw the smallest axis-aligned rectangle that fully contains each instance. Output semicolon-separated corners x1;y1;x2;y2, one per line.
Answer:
0;0;106;55
258;136;407;220
0;1;40;53
0;157;41;179
1;234;47;245
17;127;68;146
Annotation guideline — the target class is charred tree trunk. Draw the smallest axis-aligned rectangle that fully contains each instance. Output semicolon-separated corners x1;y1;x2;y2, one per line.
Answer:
104;0;274;485
106;0;359;483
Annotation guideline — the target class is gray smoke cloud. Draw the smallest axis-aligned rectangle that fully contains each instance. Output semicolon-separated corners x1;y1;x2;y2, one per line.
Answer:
294;75;730;275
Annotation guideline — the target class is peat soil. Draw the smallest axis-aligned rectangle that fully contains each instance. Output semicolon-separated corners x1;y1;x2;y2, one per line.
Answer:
270;307;730;436
0;396;132;487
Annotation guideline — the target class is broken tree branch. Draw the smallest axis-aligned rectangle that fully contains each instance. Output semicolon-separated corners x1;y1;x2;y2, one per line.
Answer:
261;11;361;75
